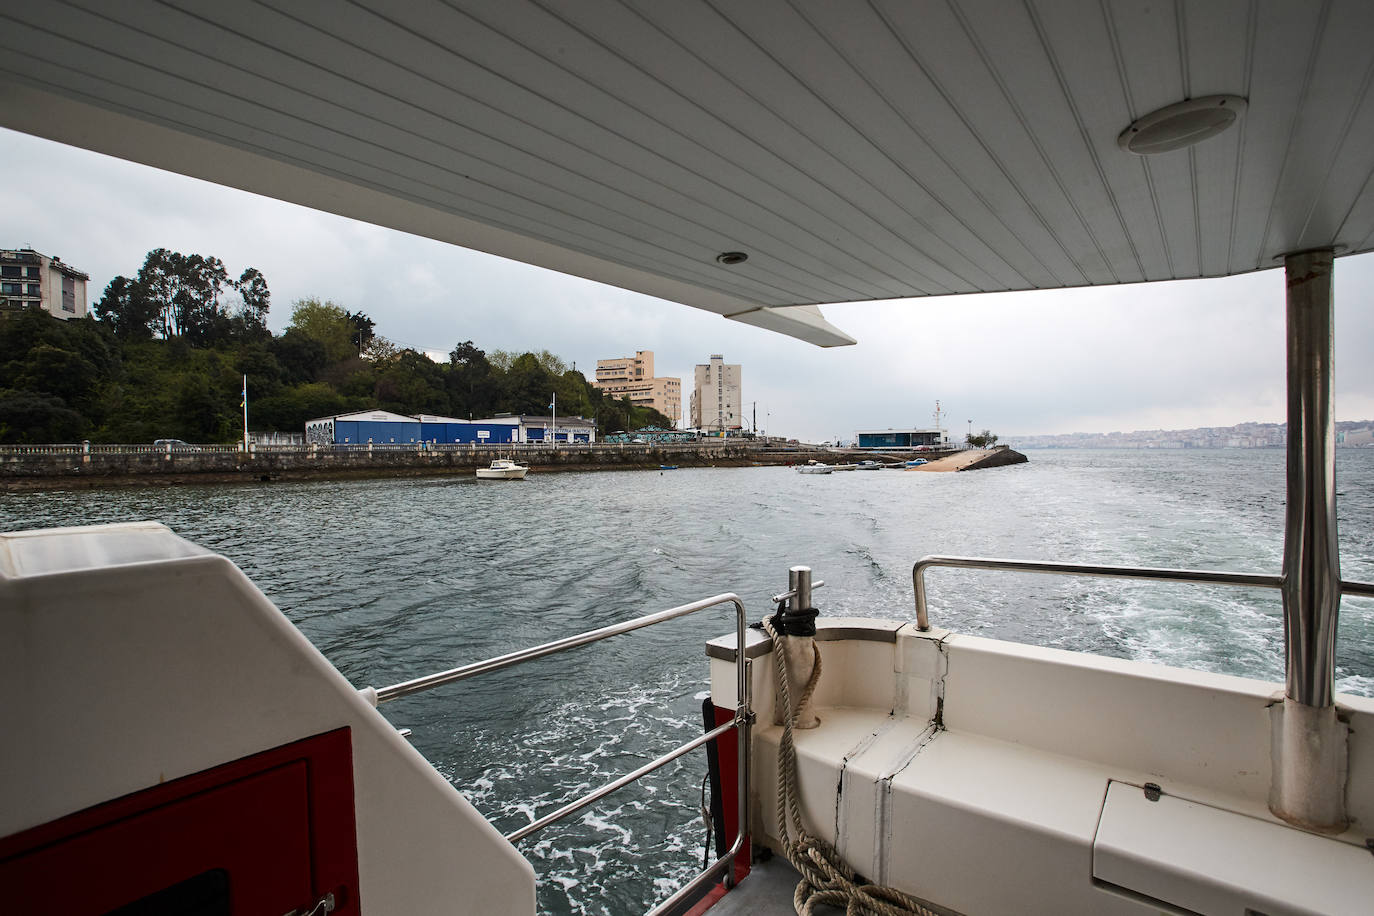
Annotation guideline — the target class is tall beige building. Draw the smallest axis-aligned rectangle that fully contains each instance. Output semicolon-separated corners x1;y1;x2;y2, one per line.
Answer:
690;354;742;431
1;248;88;320
594;350;681;426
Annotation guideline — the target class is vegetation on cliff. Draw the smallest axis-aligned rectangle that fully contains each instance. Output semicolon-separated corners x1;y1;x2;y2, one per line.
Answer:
0;249;670;443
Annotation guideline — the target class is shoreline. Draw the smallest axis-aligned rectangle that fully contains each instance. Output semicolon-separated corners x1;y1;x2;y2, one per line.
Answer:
0;444;1023;492
0;452;814;493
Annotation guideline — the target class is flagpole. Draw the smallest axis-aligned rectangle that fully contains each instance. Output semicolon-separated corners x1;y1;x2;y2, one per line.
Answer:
551;392;556;447
242;374;249;452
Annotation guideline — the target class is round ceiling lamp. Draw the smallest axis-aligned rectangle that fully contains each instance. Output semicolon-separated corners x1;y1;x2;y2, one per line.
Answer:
1118;95;1247;155
715;251;748;265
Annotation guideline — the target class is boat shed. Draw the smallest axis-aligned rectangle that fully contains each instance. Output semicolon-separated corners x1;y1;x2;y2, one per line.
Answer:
305;412;595;445
515;415;596;444
416;415;520;445
855;429;947;449
306;410;422;445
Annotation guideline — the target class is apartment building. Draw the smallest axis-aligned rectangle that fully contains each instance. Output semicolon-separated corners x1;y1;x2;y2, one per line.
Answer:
690;354;742;431
0;248;89;320
594;350;682;425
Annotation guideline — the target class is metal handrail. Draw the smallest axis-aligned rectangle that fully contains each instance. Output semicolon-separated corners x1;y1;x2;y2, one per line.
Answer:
1345;580;1374;599
771;578;825;604
912;555;1283;631
368;592;753;907
911;554;1374;631
374;593;746;702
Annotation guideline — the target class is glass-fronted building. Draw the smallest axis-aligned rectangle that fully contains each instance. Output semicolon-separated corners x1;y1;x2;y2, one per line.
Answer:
855;428;945;449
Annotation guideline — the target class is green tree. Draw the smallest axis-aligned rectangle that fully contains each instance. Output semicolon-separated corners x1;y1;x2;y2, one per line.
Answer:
504;352;555;414
967;429;999;448
130;248;231;342
446;340;498;418
347;311;375;355
268;329;329;385
374;349;449;415
93;275;157;341
0;389;88;443
253;383;361;432
173;254;231;346
234;267;271;339
285;298;356;363
0;308;116;425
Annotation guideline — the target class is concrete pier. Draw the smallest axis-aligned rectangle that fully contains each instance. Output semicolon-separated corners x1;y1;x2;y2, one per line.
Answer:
0;442;1028;489
907;447;1029;472
0;442;831;489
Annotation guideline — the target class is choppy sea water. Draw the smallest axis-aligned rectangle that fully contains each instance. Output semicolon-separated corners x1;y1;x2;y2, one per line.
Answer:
4;449;1372;915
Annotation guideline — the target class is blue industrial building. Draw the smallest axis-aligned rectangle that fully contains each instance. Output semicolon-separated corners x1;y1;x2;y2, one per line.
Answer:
306;410;422;445
306;411;595;445
417;416;519;444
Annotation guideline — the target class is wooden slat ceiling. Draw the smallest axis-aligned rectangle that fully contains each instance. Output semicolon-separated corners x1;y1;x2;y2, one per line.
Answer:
2;0;1373;346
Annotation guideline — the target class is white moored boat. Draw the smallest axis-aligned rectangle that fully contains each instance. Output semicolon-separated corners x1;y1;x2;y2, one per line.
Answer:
475;459;529;480
795;463;834;475
3;3;1374;915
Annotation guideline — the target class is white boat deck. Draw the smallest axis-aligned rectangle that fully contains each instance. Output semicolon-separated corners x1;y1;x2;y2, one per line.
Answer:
708;620;1374;915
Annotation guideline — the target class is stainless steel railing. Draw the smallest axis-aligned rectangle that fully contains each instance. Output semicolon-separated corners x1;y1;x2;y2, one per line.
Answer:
367;593;753;915
911;554;1374;632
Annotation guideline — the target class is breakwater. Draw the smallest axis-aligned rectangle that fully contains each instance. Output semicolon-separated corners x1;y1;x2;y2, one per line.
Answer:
0;441;830;489
0;442;1028;489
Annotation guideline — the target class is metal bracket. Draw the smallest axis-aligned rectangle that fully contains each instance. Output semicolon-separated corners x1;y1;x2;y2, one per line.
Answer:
284;892;336;916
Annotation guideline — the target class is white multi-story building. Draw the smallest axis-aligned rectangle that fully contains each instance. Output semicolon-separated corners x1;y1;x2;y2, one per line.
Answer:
0;248;88;320
690;354;742;432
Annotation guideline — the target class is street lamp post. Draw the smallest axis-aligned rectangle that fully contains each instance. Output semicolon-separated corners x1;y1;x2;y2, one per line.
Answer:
967;419;972;445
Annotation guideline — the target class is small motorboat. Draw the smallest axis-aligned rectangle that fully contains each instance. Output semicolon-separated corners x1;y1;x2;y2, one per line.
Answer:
659;465;678;470
475;458;529;480
831;463;858;471
796;463;834;474
856;460;883;470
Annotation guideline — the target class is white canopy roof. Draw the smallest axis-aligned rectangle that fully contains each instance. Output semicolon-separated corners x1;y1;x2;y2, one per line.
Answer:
3;1;1372;346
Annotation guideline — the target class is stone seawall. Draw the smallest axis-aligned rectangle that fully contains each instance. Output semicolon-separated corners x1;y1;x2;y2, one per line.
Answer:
908;446;1029;472
0;443;834;490
962;446;1029;471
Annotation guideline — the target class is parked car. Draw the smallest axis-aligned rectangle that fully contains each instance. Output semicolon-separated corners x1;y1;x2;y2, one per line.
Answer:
153;439;199;451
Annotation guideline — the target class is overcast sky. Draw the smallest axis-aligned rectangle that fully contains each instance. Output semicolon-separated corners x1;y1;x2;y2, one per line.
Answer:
5;126;1372;443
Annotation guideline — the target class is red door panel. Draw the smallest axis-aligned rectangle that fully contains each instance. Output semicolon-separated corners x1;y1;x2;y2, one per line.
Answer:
0;729;359;916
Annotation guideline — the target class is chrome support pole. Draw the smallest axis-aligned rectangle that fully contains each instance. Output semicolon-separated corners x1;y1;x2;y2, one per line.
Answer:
729;655;751;891
1280;248;1342;708
790;565;812;611
1272;247;1347;833
774;566;820;729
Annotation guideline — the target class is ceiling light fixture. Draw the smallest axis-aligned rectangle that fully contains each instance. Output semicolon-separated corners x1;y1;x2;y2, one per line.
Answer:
715;251;748;265
1118;95;1247;155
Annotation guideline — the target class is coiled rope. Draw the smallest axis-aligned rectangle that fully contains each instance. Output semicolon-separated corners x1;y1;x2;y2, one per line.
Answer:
762;617;940;916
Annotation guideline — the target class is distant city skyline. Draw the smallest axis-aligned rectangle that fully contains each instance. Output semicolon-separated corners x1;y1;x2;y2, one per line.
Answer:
1012;419;1374;450
5;126;1374;444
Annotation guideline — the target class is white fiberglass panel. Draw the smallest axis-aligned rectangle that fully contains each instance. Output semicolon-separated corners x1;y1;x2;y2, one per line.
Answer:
0;522;209;578
1094;780;1374;915
0;523;535;915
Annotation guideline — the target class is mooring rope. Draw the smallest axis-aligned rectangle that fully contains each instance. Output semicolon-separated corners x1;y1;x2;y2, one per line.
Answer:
762;617;941;916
